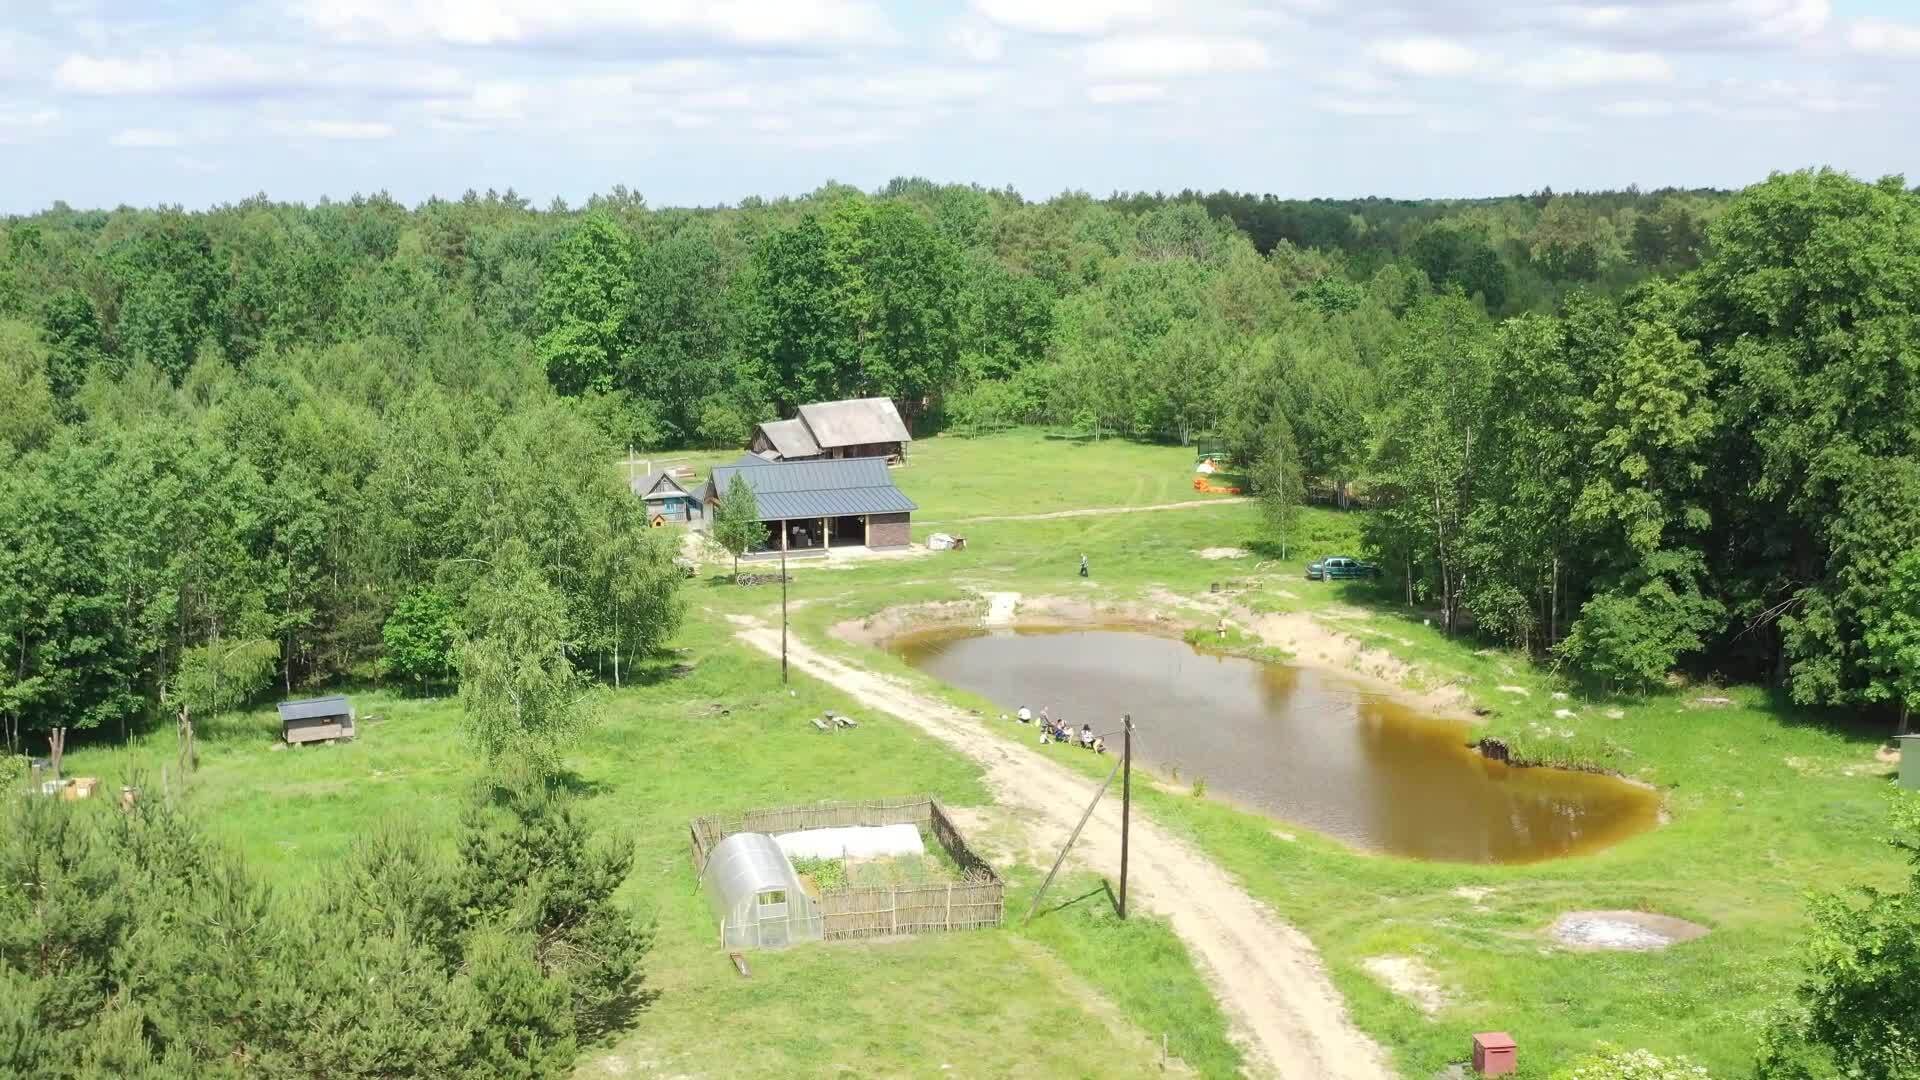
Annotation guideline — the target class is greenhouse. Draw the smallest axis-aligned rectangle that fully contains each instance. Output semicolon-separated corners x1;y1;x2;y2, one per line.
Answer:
699;831;824;949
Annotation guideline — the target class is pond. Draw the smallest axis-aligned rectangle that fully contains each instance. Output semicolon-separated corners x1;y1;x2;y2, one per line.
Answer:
892;627;1659;863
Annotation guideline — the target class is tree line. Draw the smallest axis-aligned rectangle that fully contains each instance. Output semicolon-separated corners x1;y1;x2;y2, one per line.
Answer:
1;169;1913;739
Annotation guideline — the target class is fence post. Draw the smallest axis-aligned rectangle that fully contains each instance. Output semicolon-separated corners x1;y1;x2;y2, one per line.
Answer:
890;889;898;935
945;884;954;931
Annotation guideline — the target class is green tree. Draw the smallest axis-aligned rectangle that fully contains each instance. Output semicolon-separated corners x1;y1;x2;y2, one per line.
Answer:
1250;415;1305;560
383;587;461;689
169;636;278;772
710;475;766;579
0;320;57;457
458;543;592;766
535;215;635;395
458;769;653;1039
1863;550;1920;735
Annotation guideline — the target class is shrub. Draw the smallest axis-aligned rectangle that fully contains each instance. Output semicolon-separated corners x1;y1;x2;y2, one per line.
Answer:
1553;1046;1712;1080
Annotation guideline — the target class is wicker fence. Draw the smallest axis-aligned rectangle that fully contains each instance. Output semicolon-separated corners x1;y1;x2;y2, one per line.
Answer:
689;795;1005;941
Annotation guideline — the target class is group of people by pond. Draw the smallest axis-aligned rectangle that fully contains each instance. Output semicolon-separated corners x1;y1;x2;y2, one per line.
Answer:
1011;704;1104;753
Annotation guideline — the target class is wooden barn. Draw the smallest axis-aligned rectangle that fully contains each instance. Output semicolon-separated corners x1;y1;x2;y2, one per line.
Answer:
704;455;916;554
747;397;912;464
278;695;356;746
630;469;703;525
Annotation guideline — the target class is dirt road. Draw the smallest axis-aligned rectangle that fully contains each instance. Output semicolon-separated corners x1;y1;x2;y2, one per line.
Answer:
923;496;1249;526
731;615;1392;1080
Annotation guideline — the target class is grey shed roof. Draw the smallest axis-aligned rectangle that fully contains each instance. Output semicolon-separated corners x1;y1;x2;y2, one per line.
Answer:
796;398;912;449
630;470;692;501
278;695;351;722
706;457;916;521
755;418;821;459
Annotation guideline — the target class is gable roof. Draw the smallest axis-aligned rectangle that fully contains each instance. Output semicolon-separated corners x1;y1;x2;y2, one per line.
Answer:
795;398;911;449
631;470;693;501
706;457;916;520
278;695;351;722
755;418;821;459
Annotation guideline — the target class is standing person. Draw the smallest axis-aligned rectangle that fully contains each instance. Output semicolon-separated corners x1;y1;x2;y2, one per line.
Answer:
1038;706;1050;728
1079;553;1089;578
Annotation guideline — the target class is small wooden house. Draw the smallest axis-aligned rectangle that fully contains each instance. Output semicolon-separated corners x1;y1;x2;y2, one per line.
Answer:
631;470;702;525
278;695;356;746
747;397;912;464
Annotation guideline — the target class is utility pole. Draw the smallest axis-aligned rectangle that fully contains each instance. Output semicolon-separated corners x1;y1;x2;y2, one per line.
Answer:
780;545;789;685
1119;713;1133;919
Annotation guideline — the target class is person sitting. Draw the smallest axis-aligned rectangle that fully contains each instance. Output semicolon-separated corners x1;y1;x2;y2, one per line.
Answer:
1016;705;1032;723
1080;723;1095;749
1092;736;1106;754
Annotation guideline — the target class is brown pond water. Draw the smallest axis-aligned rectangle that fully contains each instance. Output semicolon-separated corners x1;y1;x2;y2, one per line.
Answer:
893;627;1659;863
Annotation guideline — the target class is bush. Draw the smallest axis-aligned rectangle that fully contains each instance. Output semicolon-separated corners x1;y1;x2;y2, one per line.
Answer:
1553;1046;1712;1080
1756;795;1920;1080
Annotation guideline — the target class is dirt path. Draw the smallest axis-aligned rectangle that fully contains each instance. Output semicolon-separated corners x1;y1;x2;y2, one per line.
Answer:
924;496;1249;525
730;615;1392;1080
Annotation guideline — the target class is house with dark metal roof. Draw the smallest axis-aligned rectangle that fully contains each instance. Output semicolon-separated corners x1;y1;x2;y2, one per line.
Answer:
629;469;703;526
703;456;916;553
746;397;912;463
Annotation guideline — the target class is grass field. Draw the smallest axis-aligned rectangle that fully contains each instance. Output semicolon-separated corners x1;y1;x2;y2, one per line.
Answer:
66;429;1910;1078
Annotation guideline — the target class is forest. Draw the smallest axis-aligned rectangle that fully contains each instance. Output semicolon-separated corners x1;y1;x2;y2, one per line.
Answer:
1;168;1916;757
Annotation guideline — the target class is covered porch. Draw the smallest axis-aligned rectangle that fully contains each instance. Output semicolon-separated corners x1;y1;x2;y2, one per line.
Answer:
750;514;870;557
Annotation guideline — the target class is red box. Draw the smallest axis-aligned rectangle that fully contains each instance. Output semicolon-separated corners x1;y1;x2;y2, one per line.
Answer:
1473;1032;1516;1076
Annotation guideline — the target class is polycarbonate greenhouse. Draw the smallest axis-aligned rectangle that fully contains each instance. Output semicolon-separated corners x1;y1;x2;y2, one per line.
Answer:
699;832;824;949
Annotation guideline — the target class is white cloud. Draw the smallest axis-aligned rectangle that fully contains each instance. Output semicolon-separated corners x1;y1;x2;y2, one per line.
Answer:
0;103;58;143
1084;34;1270;79
946;21;1005;63
54;45;461;98
109;127;181;147
424;81;529;129
1598;99;1676;116
1372;37;1480;77
305;120;396;139
1313;96;1418;116
1847;17;1920;58
1087;82;1166;104
1509;48;1672;88
1549;0;1829;46
295;0;893;49
970;0;1164;35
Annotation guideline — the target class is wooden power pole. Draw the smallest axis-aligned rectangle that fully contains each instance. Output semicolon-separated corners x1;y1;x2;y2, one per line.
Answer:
780;546;789;685
1119;713;1133;919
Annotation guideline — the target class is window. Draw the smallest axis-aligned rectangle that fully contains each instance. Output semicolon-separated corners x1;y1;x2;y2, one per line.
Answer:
758;890;787;908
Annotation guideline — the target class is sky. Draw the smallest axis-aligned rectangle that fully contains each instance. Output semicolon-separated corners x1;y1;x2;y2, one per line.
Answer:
1;0;1917;211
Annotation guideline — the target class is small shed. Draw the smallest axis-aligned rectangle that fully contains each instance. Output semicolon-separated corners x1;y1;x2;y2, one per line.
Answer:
700;832;824;949
277;695;356;746
630;469;702;525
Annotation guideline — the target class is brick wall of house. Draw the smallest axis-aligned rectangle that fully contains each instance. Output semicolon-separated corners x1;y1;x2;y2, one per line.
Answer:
866;513;911;548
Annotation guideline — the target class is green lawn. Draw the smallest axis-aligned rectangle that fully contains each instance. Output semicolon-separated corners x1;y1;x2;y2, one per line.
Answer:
67;429;1909;1078
64;564;1236;1077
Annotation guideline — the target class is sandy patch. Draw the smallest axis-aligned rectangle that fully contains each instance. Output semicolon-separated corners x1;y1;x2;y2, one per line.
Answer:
1197;547;1250;560
1496;685;1529;697
1692;696;1733;708
1451;885;1494;902
1361;956;1448;1017
820;544;938;569
981;591;1020;627
1548;911;1708;951
1877;745;1901;766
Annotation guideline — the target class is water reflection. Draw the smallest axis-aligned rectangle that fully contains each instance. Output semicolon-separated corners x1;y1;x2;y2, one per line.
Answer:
894;627;1658;863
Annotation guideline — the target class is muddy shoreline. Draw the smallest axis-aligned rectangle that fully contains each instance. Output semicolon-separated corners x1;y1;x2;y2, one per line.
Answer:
832;593;1665;808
